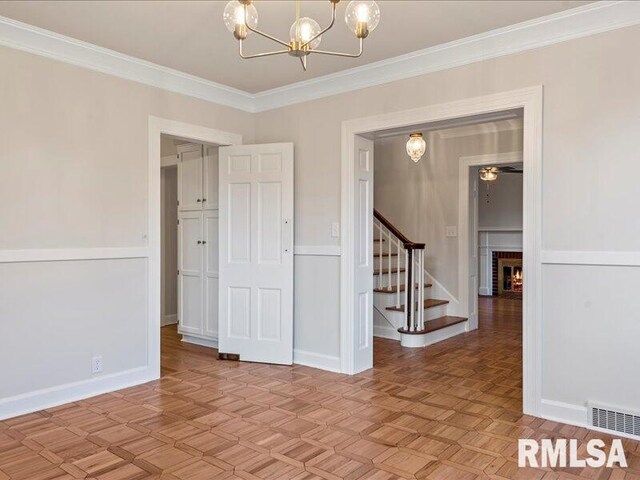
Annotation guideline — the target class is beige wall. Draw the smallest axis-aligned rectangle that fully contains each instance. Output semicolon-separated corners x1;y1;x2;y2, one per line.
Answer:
255;25;640;414
0;44;254;407
374;123;523;297
478;167;523;229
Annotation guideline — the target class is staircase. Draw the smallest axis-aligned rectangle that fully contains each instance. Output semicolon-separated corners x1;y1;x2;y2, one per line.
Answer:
373;209;468;348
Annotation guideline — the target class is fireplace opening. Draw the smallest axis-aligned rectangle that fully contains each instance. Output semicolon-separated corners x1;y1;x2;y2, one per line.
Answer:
492;251;523;296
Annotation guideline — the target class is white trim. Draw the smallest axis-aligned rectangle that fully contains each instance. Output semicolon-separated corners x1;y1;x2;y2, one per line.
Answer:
1;3;639;112
373;324;401;341
0;247;149;263
0;15;254;112
293;349;341;373
251;2;640;111
478;226;523;232
459;151;524;326
182;335;218;349
541;250;640;267
161;155;178;168
0;366;154;421
341;87;542;419
146;117;242;389
293;245;341;256
162;314;178;326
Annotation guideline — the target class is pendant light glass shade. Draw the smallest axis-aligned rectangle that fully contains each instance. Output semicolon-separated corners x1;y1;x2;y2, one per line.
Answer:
345;1;381;37
290;17;322;49
480;167;498;181
406;133;426;163
223;0;258;33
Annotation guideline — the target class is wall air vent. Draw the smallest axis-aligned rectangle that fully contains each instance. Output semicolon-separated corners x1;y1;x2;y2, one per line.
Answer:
589;403;640;439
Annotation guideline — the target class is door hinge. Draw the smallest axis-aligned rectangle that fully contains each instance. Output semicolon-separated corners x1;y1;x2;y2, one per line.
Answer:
177;200;180;206
177;219;180;225
177;269;179;275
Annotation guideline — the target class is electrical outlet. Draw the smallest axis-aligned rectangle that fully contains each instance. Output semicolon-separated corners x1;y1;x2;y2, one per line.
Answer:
446;226;458;238
92;355;103;374
331;222;340;238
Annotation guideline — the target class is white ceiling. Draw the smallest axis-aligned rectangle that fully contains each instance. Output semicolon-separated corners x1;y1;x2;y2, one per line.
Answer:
0;1;590;93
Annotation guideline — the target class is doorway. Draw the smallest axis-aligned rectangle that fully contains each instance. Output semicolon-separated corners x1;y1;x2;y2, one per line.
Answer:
340;87;542;417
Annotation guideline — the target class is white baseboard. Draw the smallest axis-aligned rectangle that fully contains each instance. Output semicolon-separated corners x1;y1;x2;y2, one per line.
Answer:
0;366;155;421
181;335;218;349
478;287;491;296
293;349;341;373
162;314;177;326
373;325;401;341
539;398;588;426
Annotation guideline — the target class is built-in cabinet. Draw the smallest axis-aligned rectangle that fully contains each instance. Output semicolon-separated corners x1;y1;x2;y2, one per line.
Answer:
177;144;219;347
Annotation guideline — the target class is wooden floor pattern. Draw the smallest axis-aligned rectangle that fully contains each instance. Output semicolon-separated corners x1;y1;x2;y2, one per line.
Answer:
1;297;639;479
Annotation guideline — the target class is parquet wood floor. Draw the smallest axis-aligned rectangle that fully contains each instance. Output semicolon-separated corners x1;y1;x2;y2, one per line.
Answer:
1;297;638;479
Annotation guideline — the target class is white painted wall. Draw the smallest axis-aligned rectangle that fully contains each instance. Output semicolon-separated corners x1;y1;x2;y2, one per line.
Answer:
0;44;254;418
373;122;523;297
254;25;640;424
478;170;523;229
161;166;178;324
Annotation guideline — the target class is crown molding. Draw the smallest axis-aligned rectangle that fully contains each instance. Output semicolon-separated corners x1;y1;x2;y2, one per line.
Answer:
252;1;640;111
0;15;255;112
1;2;639;114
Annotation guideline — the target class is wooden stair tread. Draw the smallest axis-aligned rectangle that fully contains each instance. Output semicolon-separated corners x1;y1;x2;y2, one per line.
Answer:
386;298;449;312
373;267;405;275
398;316;467;335
373;238;385;242
374;283;432;293
373;252;398;257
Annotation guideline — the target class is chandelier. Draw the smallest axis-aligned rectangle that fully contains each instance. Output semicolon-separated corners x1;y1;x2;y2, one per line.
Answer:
223;0;381;71
406;133;426;163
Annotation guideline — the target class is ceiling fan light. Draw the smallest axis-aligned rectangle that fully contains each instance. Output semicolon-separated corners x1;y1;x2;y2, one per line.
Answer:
345;1;380;38
480;168;498;181
406;133;426;163
223;0;258;36
290;17;322;49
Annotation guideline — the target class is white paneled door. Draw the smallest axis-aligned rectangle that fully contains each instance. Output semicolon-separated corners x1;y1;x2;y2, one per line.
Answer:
353;135;374;373
218;143;294;364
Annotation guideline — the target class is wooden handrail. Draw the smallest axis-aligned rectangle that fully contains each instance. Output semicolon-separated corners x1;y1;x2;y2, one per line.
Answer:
374;209;425;249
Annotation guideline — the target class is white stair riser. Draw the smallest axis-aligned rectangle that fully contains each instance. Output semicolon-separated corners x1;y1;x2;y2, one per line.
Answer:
375;272;407;287
400;321;468;348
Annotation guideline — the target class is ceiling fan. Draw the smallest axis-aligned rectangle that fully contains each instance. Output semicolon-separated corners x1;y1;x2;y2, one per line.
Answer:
479;166;523;181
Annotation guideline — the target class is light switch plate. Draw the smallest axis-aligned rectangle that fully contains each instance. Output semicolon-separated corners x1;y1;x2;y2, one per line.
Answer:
446;226;458;238
331;222;340;238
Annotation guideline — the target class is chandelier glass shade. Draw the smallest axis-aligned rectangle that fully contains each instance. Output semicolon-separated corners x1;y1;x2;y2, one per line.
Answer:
223;0;380;71
406;133;426;163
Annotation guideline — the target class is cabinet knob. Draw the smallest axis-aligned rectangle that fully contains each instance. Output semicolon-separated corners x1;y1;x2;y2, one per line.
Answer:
202;240;207;245
202;198;207;202
196;198;201;202
197;240;202;244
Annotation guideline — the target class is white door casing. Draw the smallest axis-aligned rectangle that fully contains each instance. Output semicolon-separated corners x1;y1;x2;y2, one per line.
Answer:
178;211;203;336
352;136;374;373
218;143;294;365
468;172;479;329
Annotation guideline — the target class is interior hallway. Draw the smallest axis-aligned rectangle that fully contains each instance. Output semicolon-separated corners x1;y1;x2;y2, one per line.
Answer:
0;298;638;479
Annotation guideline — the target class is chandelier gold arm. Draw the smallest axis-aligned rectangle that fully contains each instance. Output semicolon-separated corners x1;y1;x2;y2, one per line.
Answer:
238;40;289;59
311;37;364;58
300;0;338;50
242;3;290;47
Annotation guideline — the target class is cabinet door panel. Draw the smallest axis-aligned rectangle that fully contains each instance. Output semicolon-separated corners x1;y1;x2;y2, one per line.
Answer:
204;146;219;210
203;211;219;339
178;146;203;211
178;211;203;336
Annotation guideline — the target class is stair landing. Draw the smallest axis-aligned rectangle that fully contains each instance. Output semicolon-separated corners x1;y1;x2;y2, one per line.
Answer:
398;316;467;335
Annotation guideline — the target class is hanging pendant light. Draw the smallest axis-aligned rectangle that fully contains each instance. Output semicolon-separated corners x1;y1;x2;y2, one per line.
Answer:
480;167;499;181
406;133;426;163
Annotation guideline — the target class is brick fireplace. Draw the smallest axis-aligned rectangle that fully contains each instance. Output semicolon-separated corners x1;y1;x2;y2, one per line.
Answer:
492;251;523;296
